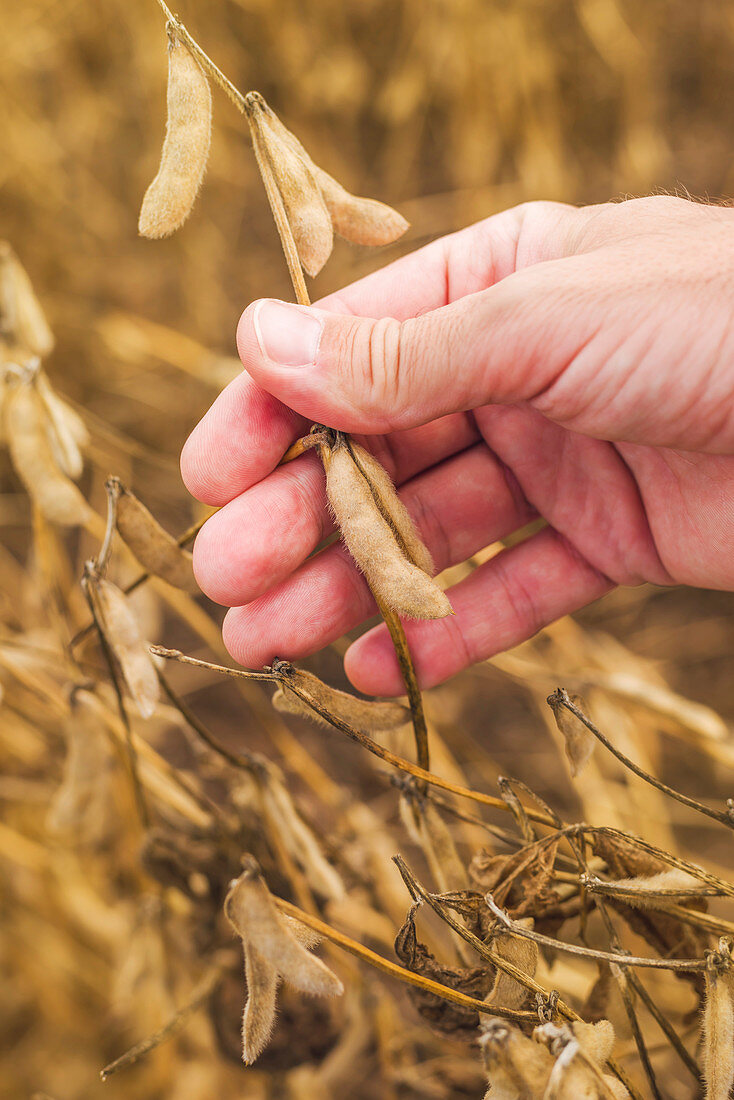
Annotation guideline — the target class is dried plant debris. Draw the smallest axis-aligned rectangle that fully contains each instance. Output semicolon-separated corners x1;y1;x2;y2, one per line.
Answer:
86;572;159;718
272;665;410;735
0;241;54;357
479;1018;627;1100
322;434;451;620
246;93;408;276
479;1017;555;1099
139;31;212;238
109;478;198;592
6;376;92;527
702;940;734;1100
224;859;343;1063
395;904;494;1037
547;690;595;778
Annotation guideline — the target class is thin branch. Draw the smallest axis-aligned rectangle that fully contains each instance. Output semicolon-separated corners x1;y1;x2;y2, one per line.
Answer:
548;688;734;828
101;961;226;1080
484;894;708;972
151;647;558;825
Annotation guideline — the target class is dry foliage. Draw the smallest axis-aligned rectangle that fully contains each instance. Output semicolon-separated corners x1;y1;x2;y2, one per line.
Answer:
2;2;734;1099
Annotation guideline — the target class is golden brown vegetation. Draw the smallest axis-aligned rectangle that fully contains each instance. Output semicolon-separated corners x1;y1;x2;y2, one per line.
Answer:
2;2;734;1099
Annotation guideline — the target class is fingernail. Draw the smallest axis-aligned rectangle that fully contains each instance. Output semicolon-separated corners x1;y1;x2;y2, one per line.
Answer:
253;299;324;367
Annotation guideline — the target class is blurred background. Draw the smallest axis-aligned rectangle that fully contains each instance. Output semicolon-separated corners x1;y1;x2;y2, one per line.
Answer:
2;1;734;1098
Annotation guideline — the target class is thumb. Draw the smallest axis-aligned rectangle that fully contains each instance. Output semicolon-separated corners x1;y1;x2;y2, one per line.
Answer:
236;262;590;433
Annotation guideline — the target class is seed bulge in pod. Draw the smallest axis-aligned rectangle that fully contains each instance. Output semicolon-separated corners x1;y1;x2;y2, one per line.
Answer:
272;667;410;734
138;36;212;238
348;441;433;574
113;480;198;593
323;441;451;620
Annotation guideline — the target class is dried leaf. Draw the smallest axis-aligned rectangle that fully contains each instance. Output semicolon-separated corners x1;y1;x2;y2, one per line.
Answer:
273;666;409;735
89;575;159;718
139;35;212;238
6;381;92;527
113;481;198;593
394;905;494;1036
323;438;451;620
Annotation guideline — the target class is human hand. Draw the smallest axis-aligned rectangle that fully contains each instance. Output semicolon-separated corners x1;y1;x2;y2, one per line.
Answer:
181;196;734;696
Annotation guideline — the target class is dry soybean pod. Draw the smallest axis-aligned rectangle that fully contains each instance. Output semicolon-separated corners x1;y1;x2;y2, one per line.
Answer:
88;574;160;719
6;380;92;527
0;242;54;357
322;436;451;620
110;478;198;593
247;95;333;277
271;667;410;733
261;105;408;247
36;371;88;480
138;30;212;239
346;440;433;574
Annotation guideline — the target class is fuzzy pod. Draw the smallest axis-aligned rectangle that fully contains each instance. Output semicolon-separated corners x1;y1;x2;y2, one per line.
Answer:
0;242;54;357
112;481;198;593
548;691;595;778
348;441;433;574
6;382;92;527
262;106;409;247
323;440;451;620
479;1018;554;1099
272;667;410;734
90;576;160;719
703;962;734;1100
251;104;333;277
225;866;342;1062
138;37;212;239
311;166;409;246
